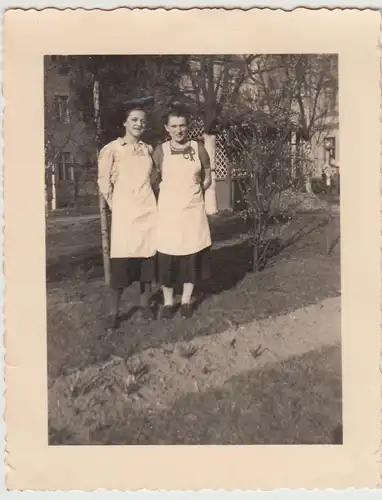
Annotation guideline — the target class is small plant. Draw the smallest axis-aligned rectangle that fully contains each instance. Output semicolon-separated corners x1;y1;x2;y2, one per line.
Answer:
72;374;104;398
249;344;269;359
226;119;311;272
109;358;150;396
114;373;142;395
69;371;103;399
126;359;150;379
178;343;198;359
163;344;174;355
49;425;76;445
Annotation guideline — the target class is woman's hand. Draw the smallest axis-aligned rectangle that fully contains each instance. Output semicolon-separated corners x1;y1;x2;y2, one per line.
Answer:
202;167;212;192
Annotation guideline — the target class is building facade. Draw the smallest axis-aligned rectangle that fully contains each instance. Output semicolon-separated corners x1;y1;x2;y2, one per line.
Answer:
45;56;97;210
45;55;339;212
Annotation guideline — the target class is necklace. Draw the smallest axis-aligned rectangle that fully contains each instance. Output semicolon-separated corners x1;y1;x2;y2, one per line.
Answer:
170;140;190;150
170;141;195;162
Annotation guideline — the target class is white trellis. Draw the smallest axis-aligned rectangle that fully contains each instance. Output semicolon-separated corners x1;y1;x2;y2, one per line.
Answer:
188;126;229;180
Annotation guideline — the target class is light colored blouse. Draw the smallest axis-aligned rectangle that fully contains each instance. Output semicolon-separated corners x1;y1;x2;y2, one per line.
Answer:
98;137;154;209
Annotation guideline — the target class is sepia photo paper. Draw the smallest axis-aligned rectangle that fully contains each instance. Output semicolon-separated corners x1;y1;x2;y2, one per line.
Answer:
3;7;381;491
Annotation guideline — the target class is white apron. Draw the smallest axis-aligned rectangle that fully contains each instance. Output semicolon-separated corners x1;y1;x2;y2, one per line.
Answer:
157;140;211;256
110;141;157;259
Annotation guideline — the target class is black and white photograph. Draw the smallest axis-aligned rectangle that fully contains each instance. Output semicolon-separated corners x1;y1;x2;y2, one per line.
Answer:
5;7;381;491
45;53;342;446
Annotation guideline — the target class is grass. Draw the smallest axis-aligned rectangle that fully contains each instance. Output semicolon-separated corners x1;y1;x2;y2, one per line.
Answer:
49;344;342;445
115;345;342;445
46;209;341;445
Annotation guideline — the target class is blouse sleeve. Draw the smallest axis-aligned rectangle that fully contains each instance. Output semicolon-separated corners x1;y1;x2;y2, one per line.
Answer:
97;144;114;209
197;141;211;171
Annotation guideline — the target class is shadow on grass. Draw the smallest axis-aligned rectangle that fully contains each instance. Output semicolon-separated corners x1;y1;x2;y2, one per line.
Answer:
46;214;329;285
327;234;341;256
46;247;105;284
47;214;340;378
106;345;342;445
209;211;305;246
50;344;342;445
209;212;247;243
281;217;329;254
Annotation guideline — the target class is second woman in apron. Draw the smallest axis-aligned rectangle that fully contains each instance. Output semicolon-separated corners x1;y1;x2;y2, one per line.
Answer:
153;103;212;319
98;100;158;329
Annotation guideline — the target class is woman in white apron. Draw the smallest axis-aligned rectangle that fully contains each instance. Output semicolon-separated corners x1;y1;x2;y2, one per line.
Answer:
153;103;212;319
98;100;158;329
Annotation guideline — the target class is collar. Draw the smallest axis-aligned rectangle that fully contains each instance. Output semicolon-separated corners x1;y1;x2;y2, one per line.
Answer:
118;137;144;147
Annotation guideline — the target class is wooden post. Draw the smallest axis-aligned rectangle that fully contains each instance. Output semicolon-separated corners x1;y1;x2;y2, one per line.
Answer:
51;163;57;211
45;166;50;214
93;78;111;285
325;171;333;255
99;194;111;284
225;129;233;212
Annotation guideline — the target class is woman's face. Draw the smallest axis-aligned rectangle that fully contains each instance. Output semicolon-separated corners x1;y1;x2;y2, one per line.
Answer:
165;115;188;143
123;109;147;138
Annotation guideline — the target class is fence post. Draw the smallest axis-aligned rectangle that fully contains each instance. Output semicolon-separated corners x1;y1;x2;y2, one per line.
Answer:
93;78;111;285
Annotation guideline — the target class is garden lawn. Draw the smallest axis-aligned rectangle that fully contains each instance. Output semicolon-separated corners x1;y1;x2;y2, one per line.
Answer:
46;210;341;445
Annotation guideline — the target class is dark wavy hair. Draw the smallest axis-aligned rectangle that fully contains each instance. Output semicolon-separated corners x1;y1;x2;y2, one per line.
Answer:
123;106;147;122
164;102;190;125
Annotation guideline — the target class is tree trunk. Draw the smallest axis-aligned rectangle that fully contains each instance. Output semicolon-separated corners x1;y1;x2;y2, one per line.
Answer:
290;131;297;180
203;133;218;215
252;225;259;272
251;173;259;272
302;140;313;194
93;78;111;285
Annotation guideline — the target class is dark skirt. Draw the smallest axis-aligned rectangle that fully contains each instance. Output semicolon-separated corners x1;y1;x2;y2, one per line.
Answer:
110;256;156;289
157;247;211;287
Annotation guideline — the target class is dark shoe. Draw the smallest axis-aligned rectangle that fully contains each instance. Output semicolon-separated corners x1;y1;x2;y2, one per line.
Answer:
180;303;193;319
141;306;155;320
161;305;174;320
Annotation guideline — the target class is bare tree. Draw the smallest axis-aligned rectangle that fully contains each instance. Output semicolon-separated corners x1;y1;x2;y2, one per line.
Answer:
223;54;337;271
226;119;308;272
245;54;338;192
181;55;250;213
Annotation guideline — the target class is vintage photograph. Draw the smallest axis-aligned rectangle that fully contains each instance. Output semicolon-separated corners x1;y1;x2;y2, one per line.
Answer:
5;7;381;490
45;53;341;446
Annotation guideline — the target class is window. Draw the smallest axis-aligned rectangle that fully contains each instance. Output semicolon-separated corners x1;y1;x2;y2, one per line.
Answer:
57;153;74;181
53;94;70;123
57;55;71;75
325;85;338;113
49;55;71;74
324;137;336;162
